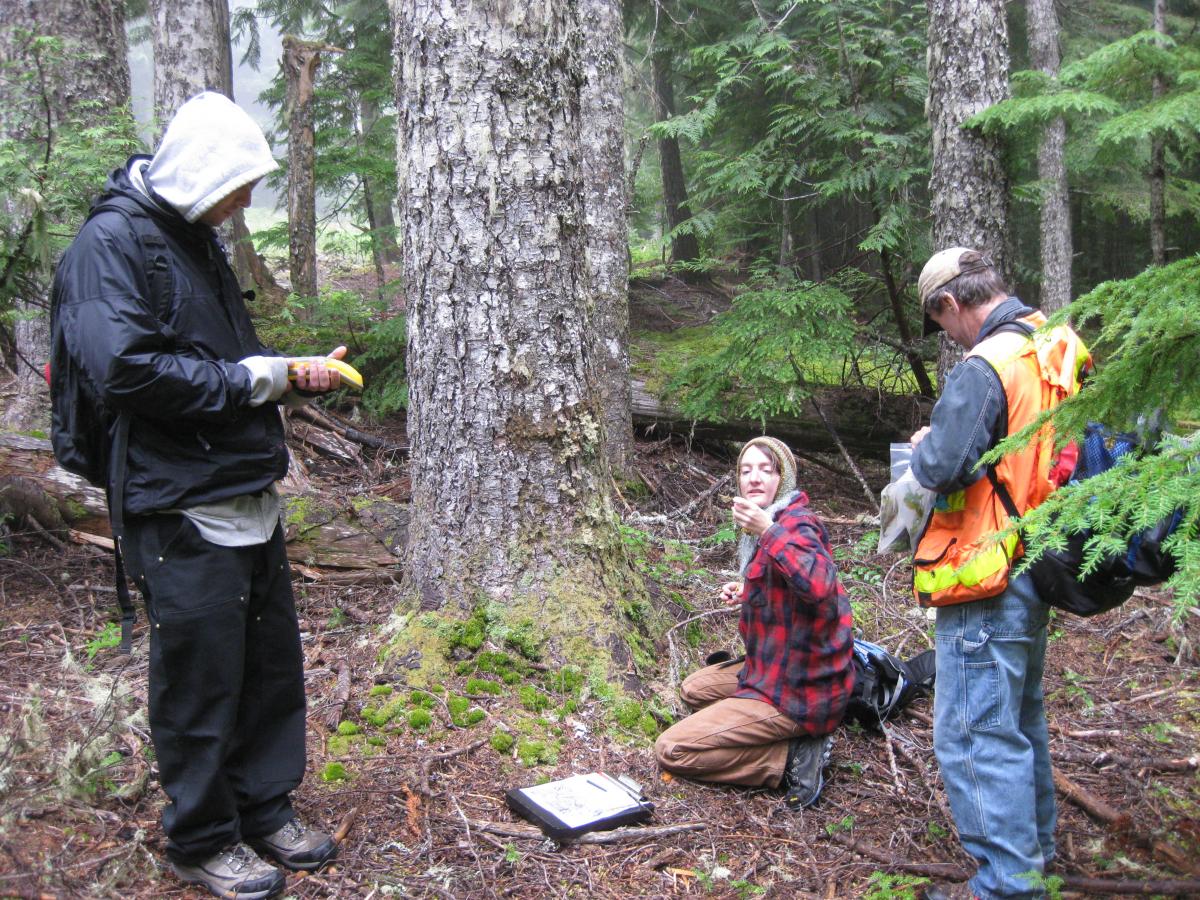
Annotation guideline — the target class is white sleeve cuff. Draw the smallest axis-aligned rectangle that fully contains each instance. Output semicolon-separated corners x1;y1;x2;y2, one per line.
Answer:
238;355;289;405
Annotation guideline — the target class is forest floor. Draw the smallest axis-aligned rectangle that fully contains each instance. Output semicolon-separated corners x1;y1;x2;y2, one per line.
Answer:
2;278;1199;899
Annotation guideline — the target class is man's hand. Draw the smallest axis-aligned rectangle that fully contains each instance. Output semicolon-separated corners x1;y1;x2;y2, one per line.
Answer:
910;425;931;448
720;581;744;606
289;345;348;393
732;496;772;537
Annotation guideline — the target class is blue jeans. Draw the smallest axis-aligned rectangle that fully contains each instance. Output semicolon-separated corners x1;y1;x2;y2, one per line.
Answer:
934;574;1055;899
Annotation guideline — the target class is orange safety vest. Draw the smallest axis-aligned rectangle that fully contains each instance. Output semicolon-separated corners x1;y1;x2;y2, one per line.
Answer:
913;311;1090;607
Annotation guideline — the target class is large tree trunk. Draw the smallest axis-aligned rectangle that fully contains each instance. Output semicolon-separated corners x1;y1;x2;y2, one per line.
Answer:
926;0;1011;382
0;0;130;433
393;0;642;670
1150;0;1167;266
1027;0;1072;313
581;0;634;477
651;47;701;264
283;36;323;301
149;0;284;304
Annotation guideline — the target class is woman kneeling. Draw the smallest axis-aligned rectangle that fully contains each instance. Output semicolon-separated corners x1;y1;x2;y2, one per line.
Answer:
654;437;854;808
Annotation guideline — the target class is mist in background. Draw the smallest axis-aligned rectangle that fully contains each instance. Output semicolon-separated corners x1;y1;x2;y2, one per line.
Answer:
127;2;285;226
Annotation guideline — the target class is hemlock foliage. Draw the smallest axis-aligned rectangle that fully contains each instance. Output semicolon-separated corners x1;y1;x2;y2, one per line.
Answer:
995;256;1200;613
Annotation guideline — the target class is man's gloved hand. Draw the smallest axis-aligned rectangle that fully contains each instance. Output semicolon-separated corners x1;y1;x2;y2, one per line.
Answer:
238;355;290;406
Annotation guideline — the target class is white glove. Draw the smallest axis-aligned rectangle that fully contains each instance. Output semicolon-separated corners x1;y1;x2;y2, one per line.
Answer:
238;355;289;406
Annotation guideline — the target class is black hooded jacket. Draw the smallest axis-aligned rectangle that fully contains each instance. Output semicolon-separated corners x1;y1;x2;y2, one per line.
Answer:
52;157;288;514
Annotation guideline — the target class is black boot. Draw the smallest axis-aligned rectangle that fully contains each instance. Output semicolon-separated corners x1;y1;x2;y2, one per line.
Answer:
783;734;833;809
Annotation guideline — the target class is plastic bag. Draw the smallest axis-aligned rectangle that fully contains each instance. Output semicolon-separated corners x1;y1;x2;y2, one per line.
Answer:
878;443;935;553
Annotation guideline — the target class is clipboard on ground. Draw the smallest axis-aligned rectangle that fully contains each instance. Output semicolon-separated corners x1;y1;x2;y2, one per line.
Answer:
505;772;654;841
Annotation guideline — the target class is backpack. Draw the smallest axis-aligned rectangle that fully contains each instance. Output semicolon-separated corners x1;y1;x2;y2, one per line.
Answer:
49;198;174;651
993;423;1183;617
844;638;936;727
50;199;173;486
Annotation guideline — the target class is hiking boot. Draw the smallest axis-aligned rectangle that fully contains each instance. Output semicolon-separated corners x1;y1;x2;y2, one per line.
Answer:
248;817;337;871
783;733;834;809
171;842;285;899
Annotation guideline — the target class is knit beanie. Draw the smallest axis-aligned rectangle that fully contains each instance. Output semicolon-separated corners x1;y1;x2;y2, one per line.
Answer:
145;92;277;223
736;436;797;501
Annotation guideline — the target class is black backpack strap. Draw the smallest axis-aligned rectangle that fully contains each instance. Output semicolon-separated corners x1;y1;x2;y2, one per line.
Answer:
903;649;936;689
87;200;174;653
107;413;134;652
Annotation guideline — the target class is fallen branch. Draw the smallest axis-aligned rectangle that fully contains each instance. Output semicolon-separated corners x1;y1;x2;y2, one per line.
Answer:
418;738;489;798
1053;768;1198;875
824;830;970;880
1052;749;1199;774
323;659;352;732
461;817;706;845
332;806;359;845
1059;875;1200;895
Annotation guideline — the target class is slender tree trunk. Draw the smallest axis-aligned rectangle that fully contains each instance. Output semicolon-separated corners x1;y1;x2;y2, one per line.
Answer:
0;0;130;432
150;0;232;130
359;93;401;279
580;0;633;477
651;47;700;264
283;35;322;301
1150;0;1167;266
393;0;641;668
149;0;283;302
1027;0;1072;313
925;0;1011;383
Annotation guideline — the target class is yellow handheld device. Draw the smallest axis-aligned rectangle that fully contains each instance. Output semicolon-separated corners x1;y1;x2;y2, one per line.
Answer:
286;357;364;390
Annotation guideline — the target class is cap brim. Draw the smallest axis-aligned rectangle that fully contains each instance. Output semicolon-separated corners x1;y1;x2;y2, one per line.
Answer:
923;313;943;337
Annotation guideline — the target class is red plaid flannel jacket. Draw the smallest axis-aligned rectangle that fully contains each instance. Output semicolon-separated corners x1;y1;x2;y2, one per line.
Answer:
734;492;855;734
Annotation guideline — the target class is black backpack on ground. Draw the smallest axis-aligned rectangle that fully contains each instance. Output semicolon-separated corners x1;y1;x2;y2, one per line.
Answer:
49;197;174;652
990;423;1183;617
844;638;936;727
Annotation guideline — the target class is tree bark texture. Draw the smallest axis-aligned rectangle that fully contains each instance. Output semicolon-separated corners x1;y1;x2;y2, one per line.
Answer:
149;0;232;134
1027;0;1072;313
580;0;633;476
284;35;322;300
651;47;701;264
925;0;1010;383
393;0;634;644
1150;0;1167;266
0;0;130;433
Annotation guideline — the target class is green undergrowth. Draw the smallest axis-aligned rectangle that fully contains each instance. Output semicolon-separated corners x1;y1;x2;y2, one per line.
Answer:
324;644;677;783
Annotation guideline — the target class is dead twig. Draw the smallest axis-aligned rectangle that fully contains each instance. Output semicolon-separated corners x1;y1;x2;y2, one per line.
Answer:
1053;767;1198;876
824;830;970;880
419;738;488;798
323;659;352;732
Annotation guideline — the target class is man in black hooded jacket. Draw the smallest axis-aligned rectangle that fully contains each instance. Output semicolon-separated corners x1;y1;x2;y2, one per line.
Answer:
52;92;341;900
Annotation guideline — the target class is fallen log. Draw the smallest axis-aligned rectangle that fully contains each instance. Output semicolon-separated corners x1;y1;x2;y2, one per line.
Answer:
632;379;920;460
0;432;405;570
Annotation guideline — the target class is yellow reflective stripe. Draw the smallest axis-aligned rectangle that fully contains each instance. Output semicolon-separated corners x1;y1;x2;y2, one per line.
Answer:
913;533;1019;594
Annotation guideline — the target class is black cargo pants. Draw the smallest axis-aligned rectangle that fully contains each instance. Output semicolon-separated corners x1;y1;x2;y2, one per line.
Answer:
122;513;307;864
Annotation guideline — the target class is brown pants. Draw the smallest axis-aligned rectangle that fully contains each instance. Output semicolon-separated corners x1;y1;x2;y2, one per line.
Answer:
653;662;804;788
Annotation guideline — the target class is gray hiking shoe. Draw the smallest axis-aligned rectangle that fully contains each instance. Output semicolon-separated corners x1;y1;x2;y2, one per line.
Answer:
783;733;834;809
171;842;285;899
248;817;337;871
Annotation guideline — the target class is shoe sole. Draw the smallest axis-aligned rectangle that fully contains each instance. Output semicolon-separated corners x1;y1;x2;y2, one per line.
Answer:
248;839;337;872
172;866;285;900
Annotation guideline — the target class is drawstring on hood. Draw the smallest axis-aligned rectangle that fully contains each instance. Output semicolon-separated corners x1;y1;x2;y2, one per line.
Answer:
144;92;277;224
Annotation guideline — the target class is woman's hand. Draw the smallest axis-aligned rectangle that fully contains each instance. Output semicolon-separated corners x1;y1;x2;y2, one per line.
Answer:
732;496;772;537
720;581;744;606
